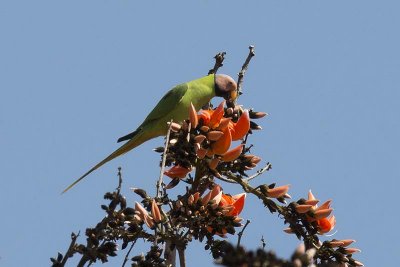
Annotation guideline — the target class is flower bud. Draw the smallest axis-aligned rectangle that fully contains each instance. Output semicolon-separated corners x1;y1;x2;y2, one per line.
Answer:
196;148;208;159
200;125;210;132
151;199;162;223
249;110;268;119
250;121;262;130
313;208;333;220
194;135;207;144
168;122;182;132
189;103;198;128
207;131;224;141
295;204;313;213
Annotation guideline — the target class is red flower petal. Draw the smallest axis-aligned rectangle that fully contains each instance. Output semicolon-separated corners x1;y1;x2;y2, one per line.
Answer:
211;128;232;155
198;110;211;126
209;101;225;128
231;110;250;141
231;193;246;216
164;165;191;179
221;144;243;162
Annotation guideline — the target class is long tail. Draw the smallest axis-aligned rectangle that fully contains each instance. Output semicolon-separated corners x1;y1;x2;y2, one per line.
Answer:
62;130;146;193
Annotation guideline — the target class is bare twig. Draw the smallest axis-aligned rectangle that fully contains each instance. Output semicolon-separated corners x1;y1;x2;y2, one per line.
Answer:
121;240;137;267
157;121;173;198
208;52;226;75
60;232;79;266
261;236;266;250
235;45;256;102
244;162;272;182
237;220;251;248
117;167;122;195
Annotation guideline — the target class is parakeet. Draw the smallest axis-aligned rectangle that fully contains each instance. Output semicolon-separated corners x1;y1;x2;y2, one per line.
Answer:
63;74;237;193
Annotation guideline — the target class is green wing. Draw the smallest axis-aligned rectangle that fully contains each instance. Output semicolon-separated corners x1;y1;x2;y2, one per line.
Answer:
117;83;188;142
142;82;188;124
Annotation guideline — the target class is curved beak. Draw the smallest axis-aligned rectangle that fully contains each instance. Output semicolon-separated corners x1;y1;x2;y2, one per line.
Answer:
229;90;238;101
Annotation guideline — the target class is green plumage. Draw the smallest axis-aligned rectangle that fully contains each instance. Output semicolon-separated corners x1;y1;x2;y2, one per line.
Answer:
63;74;216;193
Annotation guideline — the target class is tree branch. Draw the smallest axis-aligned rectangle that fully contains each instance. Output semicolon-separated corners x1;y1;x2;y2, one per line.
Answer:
236;45;256;101
237;220;251;248
208;52;226;75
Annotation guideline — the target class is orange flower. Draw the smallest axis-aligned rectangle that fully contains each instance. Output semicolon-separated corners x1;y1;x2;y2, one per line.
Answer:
317;215;336;234
208;101;225;128
304;190;336;235
221;144;243;162
192;102;251;160
204;186;246;236
210;127;231;155
164;165;191;179
151;199;162;223
220;193;246;216
198;110;212;126
229;110;250;141
266;184;291;198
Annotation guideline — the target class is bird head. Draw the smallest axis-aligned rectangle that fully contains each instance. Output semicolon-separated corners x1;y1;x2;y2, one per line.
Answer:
215;74;237;101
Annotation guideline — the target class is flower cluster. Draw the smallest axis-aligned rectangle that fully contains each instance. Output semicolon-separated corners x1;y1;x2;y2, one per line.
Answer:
284;190;336;236
134;199;163;229
283;190;363;266
170;185;246;240
161;101;266;187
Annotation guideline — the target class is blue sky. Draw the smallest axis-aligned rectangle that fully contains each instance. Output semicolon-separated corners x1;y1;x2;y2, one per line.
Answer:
1;1;399;266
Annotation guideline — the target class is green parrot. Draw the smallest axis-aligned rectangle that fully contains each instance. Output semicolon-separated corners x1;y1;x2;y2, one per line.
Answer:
63;74;237;193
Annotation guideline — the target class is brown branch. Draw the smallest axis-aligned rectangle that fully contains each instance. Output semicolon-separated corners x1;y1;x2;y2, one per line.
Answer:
178;246;186;267
244;162;272;182
208;52;226;75
117;167;122;195
235;45;256;102
60;232;79;266
237;220;251;248
121;240;136;267
223;172;282;213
